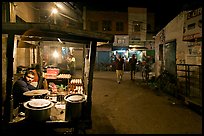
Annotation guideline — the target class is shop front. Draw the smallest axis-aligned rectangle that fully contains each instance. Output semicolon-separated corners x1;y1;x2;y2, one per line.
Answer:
111;46;153;71
2;23;113;134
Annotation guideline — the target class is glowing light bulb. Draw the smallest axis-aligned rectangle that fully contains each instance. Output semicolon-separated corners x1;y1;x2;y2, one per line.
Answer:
53;50;59;58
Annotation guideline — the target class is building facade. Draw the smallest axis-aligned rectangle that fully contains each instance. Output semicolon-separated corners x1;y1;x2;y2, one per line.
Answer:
154;7;202;106
154;7;202;75
85;7;155;70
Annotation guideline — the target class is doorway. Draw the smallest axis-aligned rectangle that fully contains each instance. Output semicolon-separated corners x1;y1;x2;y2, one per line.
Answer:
164;40;176;75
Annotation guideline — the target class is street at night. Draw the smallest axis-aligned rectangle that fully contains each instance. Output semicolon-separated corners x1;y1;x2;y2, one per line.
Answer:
2;1;202;135
85;71;202;134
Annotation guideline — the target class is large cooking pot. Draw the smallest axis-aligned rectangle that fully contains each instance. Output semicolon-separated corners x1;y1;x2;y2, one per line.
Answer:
64;94;86;121
23;89;49;99
24;99;54;122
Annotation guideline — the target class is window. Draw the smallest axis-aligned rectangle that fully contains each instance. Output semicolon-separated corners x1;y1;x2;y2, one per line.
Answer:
187;23;195;30
90;21;98;31
102;20;112;31
133;21;141;32
147;24;152;32
198;19;202;28
117;38;125;44
133;24;140;32
116;22;124;32
159;44;163;61
16;15;26;23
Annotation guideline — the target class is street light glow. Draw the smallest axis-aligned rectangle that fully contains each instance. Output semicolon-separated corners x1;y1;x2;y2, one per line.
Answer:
54;2;64;10
51;7;58;24
52;8;58;14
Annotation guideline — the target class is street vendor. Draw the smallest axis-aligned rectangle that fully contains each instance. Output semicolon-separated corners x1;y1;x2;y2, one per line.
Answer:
67;54;76;75
12;70;36;111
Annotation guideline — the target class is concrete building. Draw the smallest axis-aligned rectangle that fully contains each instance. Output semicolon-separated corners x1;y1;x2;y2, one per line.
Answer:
85;7;155;70
154;7;202;107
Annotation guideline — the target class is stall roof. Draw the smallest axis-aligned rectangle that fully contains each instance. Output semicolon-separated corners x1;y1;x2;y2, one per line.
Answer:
2;23;114;44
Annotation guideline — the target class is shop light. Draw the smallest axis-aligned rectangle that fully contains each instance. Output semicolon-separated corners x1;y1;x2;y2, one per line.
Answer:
51;7;58;24
69;47;73;54
117;50;126;53
53;50;59;58
58;38;63;43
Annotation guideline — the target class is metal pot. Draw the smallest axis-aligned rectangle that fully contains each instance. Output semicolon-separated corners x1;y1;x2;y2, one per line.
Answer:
64;94;86;121
24;99;54;122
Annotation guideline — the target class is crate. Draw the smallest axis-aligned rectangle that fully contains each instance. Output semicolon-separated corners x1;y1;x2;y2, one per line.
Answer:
47;68;59;75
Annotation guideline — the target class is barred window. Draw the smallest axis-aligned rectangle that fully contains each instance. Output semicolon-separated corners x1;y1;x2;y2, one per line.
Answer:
133;21;141;32
187;23;195;30
116;22;124;32
90;21;99;31
102;20;112;31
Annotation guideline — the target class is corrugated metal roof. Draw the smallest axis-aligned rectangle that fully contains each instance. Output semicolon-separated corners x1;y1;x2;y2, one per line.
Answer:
2;23;114;44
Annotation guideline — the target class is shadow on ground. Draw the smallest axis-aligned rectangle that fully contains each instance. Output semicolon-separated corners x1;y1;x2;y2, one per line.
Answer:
86;105;116;134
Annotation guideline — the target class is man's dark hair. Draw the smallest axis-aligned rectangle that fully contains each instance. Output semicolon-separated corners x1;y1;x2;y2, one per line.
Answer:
24;70;35;77
35;64;40;71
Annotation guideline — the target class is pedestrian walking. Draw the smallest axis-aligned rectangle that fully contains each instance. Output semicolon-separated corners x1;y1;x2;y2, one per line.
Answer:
129;54;137;80
115;54;124;84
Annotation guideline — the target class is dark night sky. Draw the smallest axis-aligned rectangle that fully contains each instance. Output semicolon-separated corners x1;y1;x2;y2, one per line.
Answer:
79;0;202;31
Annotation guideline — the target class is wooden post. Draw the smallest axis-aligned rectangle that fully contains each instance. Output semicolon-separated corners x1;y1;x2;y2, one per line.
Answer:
84;40;96;128
4;33;15;122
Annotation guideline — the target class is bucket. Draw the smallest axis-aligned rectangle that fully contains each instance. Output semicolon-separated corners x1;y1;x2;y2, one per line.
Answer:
24;99;54;122
64;94;86;121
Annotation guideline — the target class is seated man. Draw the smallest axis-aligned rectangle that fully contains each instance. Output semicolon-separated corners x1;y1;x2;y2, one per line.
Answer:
12;70;37;111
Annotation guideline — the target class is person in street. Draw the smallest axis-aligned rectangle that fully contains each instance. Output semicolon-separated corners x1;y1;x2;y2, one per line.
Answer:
129;54;137;80
12;70;37;111
115;54;124;84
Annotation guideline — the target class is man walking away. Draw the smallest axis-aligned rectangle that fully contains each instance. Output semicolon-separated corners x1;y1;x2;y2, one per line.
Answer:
115;54;124;84
129;54;137;80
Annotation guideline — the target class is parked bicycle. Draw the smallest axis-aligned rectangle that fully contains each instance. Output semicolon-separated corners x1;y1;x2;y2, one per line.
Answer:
141;61;151;82
136;60;142;72
152;70;178;96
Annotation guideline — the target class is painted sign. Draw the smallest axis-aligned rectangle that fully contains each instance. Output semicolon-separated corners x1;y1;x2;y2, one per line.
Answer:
183;7;202;41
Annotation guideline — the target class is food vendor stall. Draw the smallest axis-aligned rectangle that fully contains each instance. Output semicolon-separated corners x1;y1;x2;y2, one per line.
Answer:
2;23;114;134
